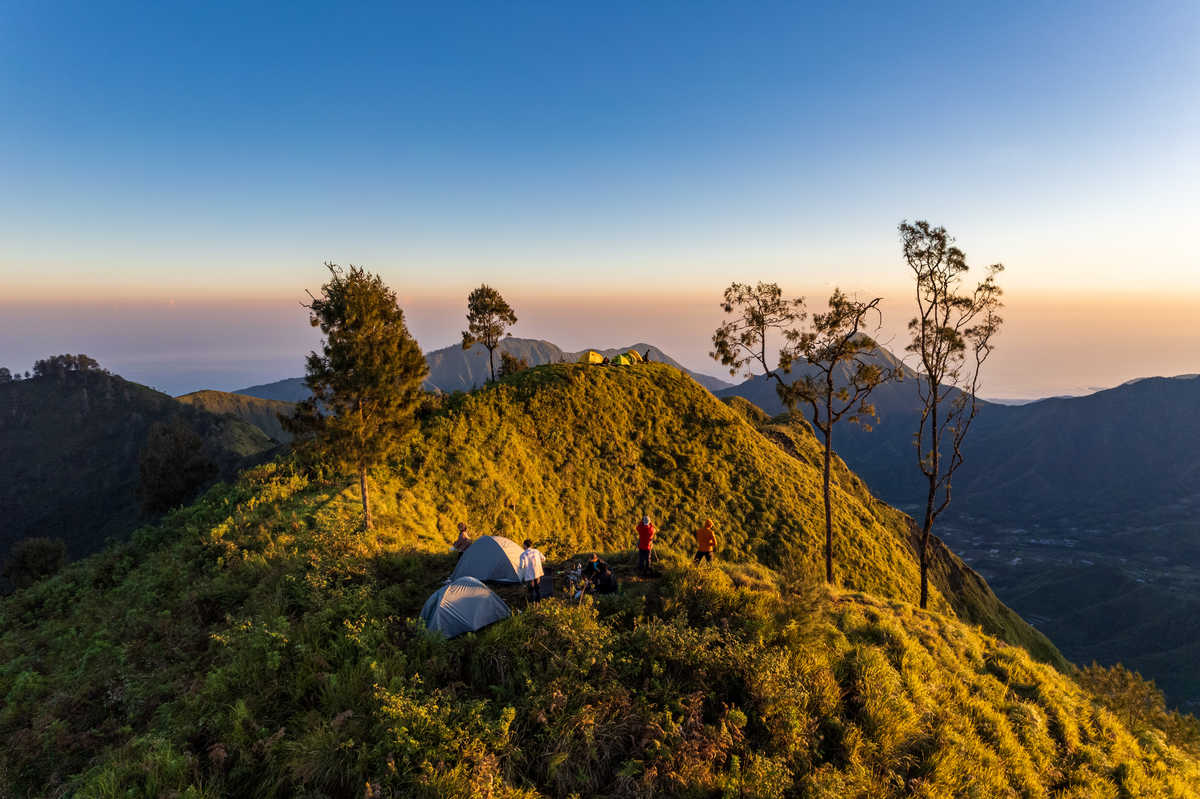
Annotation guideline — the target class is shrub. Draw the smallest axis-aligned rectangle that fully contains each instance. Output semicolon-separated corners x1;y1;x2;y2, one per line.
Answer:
3;537;67;589
1078;662;1200;753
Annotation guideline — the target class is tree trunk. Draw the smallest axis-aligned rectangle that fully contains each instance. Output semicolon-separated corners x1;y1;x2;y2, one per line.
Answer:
488;345;496;382
919;390;939;609
919;478;935;608
822;428;834;584
359;467;373;531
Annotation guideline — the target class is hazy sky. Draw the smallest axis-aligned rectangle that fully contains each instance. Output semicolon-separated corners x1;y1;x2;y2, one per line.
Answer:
2;1;1197;396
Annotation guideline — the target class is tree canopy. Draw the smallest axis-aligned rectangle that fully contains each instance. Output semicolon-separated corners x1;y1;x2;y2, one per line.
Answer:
711;282;896;584
461;284;517;382
31;354;104;379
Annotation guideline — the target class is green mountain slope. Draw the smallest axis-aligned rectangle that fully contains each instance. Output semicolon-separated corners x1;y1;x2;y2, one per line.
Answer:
6;363;1196;796
0;372;279;564
383;363;1053;661
177;389;295;443
722;354;1200;709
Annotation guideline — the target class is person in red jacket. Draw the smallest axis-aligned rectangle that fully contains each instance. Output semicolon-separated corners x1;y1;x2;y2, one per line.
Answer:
635;515;657;574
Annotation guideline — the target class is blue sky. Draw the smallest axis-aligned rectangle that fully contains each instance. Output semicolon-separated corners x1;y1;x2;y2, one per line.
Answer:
1;1;1197;393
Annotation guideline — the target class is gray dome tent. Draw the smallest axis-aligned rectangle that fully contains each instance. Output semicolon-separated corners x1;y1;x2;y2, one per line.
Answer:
450;535;524;583
419;577;511;638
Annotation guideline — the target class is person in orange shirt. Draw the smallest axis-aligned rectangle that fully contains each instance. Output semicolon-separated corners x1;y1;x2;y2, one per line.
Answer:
693;519;717;564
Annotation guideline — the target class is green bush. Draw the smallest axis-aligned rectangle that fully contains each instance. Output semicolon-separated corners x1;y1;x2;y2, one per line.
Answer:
2;536;67;589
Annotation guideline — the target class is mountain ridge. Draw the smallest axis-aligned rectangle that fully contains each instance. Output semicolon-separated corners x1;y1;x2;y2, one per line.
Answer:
234;337;734;400
3;361;1197;796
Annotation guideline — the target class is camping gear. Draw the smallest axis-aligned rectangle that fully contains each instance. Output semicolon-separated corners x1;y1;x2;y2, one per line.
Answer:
450;535;525;583
420;577;511;638
578;350;604;364
624;349;644;363
612;354;632;366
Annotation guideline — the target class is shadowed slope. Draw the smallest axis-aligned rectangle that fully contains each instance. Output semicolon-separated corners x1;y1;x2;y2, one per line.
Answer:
0;372;278;562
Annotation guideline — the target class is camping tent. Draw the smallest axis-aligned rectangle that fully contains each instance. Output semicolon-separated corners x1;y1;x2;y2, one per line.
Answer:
420;577;511;638
624;349;644;363
450;535;525;583
578;350;604;364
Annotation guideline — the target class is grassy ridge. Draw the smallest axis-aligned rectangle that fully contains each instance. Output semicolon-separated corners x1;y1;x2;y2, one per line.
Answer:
5;361;1191;795
382;364;1058;663
389;365;942;600
0;471;1194;795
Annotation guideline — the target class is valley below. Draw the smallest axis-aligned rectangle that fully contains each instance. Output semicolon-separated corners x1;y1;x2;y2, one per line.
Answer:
934;512;1200;712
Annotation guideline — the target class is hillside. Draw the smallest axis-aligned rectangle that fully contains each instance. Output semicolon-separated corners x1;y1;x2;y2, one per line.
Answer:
235;338;733;401
954;375;1200;530
2;364;1198;796
177;389;296;443
722;356;1200;709
0;372;279;565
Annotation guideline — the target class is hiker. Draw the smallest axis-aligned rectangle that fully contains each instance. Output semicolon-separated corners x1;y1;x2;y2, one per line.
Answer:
518;538;546;603
581;553;606;582
452;522;472;553
595;563;619;595
635;515;657;575
693;518;717;564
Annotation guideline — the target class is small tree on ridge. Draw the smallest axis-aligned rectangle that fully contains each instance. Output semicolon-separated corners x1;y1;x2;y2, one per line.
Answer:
780;290;897;584
900;220;1004;609
462;285;517;383
712;282;895;584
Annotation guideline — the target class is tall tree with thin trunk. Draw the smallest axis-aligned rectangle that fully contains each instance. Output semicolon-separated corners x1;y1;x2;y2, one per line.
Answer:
780;290;898;583
900;220;1004;608
461;285;517;383
287;263;428;531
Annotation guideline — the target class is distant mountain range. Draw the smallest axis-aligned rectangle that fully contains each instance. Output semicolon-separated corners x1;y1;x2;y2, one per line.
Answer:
721;362;1200;538
234;338;734;401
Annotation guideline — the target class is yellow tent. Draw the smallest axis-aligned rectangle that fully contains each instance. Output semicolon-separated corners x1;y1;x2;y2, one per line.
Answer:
578;350;604;364
624;349;644;363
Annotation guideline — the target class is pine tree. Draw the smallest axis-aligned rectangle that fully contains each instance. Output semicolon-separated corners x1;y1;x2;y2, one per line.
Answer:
461;285;517;383
287;264;428;531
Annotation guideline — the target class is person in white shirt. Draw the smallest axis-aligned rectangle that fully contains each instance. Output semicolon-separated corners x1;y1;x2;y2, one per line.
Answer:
518;538;546;603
